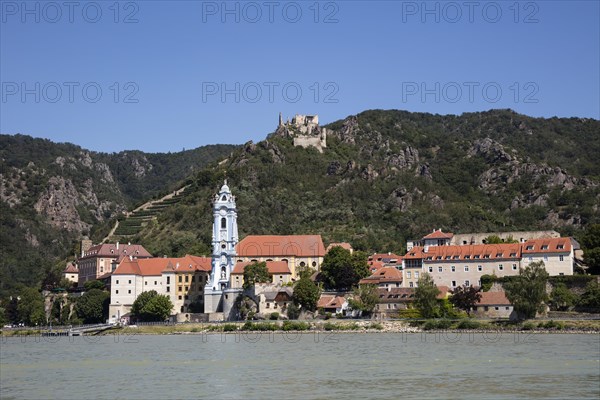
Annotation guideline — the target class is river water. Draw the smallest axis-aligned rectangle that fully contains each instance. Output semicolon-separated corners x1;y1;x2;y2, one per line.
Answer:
1;332;599;399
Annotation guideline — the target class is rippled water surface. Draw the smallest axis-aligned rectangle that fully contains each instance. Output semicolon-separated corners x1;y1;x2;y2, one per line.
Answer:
1;332;599;399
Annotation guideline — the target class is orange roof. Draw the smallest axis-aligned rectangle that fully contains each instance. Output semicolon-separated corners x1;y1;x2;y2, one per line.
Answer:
476;291;511;306
317;295;347;309
64;263;78;273
359;267;403;285
368;253;402;265
237;235;326;257
231;261;291;275
521;237;572;254
423;229;454;240
326;242;353;252
113;255;211;276
404;243;522;261
80;243;152;260
369;261;386;272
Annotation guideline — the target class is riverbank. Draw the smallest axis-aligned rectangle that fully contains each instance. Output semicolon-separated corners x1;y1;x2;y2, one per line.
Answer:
2;319;598;337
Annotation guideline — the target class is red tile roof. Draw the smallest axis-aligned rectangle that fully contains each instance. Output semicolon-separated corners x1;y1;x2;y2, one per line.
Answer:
404;243;522;261
476;291;511;306
113;255;211;276
326;242;353;252
317;295;347;309
359;267;403;285
237;235;326;257
64;263;78;273
368;261;386;272
231;261;291;275
422;229;454;240
368;253;402;263
521;237;572;254
80;243;152;260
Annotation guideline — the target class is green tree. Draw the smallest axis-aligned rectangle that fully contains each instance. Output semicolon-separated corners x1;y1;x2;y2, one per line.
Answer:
76;289;110;324
293;277;321;311
84;280;106;291
131;290;173;321
450;285;482;316
549;283;576;311
580;224;600;275
321;247;370;290
414;273;441;318
504;261;549;320
577;281;600;309
0;307;7;326
349;284;379;316
243;261;271;289
286;302;301;319
17;287;46;326
484;235;519;244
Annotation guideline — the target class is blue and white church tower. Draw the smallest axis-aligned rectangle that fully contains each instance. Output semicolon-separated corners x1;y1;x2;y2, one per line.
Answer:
204;180;240;318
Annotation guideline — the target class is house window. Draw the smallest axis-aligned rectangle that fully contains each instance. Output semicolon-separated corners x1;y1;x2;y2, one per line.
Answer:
128;280;131;284
451;280;456;287
166;277;170;284
543;256;548;261
192;276;195;282
409;282;414;288
505;307;509;310
438;267;443;272
145;281;147;285
312;261;317;267
526;245;534;250
541;245;548;250
116;290;119;294
451;266;455;272
274;303;278;309
414;271;419;279
221;218;226;229
185;275;189;283
178;276;182;283
300;261;306;267
499;265;503;271
557;244;564;249
477;265;482;272
116;280;119;284
484;306;489;311
465;280;470;286
128;290;131;294
178;296;182;300
495;306;499;310
510;253;517;257
154;281;157;285
512;264;517;270
266;303;270;309
465;255;471;259
464;266;469;272
428;267;433;273
166;287;170;292
559;255;564;261
406;271;411;278
185;286;188;291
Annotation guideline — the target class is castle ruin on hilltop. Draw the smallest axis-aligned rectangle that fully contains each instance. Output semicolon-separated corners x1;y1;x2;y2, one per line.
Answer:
276;113;327;153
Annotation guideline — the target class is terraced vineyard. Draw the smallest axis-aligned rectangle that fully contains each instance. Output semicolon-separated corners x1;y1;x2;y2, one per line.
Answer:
111;188;188;238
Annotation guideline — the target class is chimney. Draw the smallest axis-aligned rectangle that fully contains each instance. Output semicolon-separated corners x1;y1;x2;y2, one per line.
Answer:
116;241;119;250
424;246;429;253
129;255;132;261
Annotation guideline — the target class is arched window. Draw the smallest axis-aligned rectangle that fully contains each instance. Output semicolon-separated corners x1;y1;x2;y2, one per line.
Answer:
221;218;226;229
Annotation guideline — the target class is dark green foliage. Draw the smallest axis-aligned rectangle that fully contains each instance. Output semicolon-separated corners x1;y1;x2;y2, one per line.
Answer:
269;312;279;320
83;280;106;291
456;319;482;329
579;225;600;274
577;281;600;310
242;262;271;289
450;285;482;315
549;283;577;311
349;284;379;316
131;290;173;321
292;277;321;311
16;287;47;326
414;273;441;318
282;320;309;331
422;319;452;330
76;289;110;324
321;247;370;291
504;261;549;320
286;303;301;320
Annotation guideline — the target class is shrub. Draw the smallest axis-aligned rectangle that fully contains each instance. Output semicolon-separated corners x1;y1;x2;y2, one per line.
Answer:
222;324;238;332
269;312;280;320
397;308;422;319
540;320;564;330
521;322;536;331
456;319;481;330
422;319;453;330
282;321;310;331
323;322;336;331
369;322;384;330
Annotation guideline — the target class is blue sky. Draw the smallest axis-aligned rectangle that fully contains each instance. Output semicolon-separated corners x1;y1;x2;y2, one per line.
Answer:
1;0;599;153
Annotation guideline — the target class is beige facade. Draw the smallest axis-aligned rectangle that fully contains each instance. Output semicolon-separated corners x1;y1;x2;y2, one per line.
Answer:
78;242;152;286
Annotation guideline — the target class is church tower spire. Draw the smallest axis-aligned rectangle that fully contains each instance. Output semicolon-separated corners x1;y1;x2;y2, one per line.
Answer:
204;180;239;314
